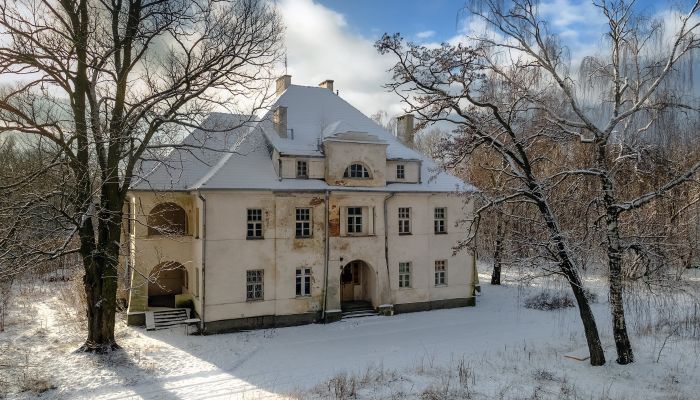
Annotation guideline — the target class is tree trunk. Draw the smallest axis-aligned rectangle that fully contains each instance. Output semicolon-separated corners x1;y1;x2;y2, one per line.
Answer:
606;210;635;364
535;190;606;366
597;143;634;365
79;256;120;353
491;210;503;285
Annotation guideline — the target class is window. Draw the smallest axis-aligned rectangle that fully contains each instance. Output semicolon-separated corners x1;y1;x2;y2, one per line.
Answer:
147;202;187;236
435;260;447;286
246;270;264;301
398;207;411;235
347;207;363;234
296;160;308;178
343;163;370;178
399;262;411;288
194;207;200;239
396;164;405;179
434;207;447;234
296;268;312;296
295;208;312;238
247;209;263;239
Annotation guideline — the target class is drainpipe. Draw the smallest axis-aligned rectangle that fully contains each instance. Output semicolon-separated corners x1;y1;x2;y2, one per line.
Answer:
321;190;330;322
197;192;207;333
383;192;395;305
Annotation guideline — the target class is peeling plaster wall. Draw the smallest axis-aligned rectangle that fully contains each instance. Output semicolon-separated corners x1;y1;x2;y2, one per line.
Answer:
323;141;387;187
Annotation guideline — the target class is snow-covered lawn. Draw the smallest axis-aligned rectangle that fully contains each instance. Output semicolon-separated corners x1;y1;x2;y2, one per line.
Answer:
1;267;699;399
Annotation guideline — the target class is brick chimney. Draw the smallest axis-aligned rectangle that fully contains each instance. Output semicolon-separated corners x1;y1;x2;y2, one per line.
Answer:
319;79;334;92
396;114;415;148
276;75;291;95
273;106;287;138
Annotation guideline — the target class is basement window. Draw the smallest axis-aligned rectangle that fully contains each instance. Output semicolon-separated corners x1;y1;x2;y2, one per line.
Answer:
296;268;312;296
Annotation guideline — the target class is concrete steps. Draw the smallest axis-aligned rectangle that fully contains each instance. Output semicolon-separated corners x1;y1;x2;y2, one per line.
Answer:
145;308;190;330
341;301;377;319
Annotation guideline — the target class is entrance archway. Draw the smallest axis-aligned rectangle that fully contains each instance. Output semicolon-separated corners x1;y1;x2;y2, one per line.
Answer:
340;260;375;306
148;261;187;308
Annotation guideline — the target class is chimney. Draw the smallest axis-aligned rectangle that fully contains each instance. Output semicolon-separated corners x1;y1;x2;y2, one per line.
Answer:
273;106;288;138
396;114;415;148
319;79;334;92
276;75;291;95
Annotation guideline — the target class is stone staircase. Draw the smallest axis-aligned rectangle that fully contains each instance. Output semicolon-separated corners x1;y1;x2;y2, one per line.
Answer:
145;308;191;330
341;301;377;319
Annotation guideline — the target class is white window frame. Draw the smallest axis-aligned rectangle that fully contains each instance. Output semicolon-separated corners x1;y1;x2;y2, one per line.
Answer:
435;260;447;286
247;209;263;239
295;208;312;238
246;269;264;301
344;163;371;178
398;207;411;235
296;160;308;178
399;262;411;288
347;207;363;234
296;267;312;297
434;207;447;234
396;164;405;179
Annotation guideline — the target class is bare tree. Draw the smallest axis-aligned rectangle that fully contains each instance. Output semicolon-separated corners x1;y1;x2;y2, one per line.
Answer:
377;37;608;366
378;0;700;365
0;0;283;352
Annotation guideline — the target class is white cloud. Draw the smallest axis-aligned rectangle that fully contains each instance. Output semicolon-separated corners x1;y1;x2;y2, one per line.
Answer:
277;0;406;118
416;30;436;40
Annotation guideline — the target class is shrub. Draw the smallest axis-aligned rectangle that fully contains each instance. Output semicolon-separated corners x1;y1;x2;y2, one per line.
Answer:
524;291;574;311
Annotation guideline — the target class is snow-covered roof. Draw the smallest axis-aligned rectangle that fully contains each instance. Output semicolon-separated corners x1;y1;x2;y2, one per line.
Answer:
131;84;476;193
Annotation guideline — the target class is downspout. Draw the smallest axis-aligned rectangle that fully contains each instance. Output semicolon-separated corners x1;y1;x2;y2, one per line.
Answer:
383;192;396;305
321;190;330;322
197;192;207;333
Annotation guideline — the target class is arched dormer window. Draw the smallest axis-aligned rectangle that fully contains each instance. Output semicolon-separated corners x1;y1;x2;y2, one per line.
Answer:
148;202;187;236
343;163;371;179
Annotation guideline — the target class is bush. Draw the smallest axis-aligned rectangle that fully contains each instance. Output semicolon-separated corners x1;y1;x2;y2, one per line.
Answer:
524;291;574;311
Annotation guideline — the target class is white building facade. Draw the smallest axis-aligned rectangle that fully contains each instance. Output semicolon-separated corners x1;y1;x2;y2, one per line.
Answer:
124;77;478;332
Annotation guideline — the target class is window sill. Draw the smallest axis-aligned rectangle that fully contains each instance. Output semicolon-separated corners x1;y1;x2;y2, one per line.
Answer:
434;231;448;235
246;298;264;302
398;232;412;236
295;295;312;298
435;284;448;288
246;237;265;240
295;236;313;239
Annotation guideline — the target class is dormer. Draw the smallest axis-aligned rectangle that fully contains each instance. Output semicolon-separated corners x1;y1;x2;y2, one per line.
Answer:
322;128;388;187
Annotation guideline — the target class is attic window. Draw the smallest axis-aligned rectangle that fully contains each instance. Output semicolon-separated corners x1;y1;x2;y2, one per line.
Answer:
344;163;370;179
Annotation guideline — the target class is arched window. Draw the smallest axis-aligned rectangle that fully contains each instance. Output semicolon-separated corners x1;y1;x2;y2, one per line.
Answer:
148;202;187;236
343;163;371;178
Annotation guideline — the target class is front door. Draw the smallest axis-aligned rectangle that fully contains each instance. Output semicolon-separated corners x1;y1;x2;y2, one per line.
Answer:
341;262;361;302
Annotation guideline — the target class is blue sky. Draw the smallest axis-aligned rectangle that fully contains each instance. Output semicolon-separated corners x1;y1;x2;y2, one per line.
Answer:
279;0;695;119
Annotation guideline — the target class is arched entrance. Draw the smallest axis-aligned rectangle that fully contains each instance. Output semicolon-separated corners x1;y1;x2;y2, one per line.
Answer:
148;261;187;308
340;260;375;306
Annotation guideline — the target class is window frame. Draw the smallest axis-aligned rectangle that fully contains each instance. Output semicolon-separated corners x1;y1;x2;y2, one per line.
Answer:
295;207;312;238
399;261;411;288
246;208;264;239
343;163;371;179
435;260;447;286
246;269;264;301
296;267;312;297
398;207;411;235
296;160;308;178
396;164;405;180
346;207;363;234
434;207;447;234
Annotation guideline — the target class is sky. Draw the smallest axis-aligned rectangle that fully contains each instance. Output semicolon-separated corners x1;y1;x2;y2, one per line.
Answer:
278;0;690;120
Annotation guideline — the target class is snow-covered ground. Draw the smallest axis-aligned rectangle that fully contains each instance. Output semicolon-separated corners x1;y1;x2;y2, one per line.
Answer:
1;266;699;399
